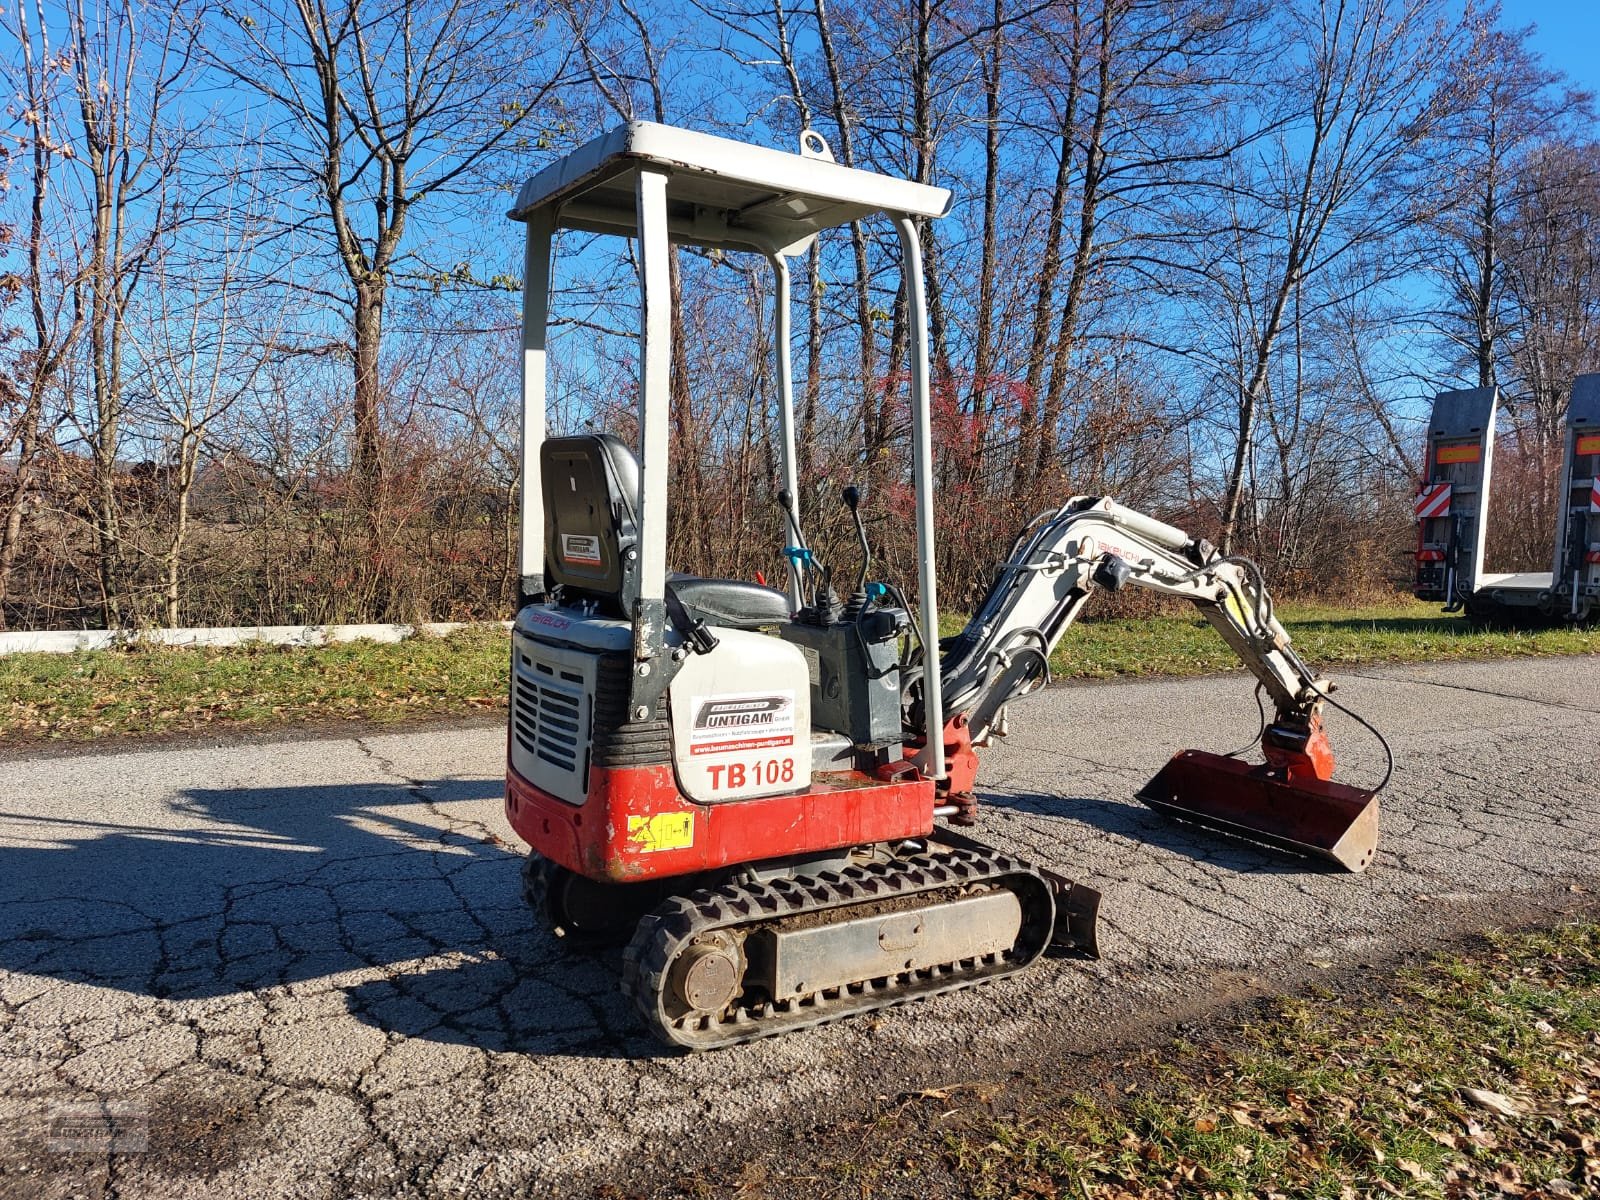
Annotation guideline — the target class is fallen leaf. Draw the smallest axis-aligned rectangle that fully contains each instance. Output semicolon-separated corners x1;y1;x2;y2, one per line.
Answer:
1396;1158;1432;1183
1462;1087;1523;1118
1193;1117;1218;1133
1491;1162;1525;1195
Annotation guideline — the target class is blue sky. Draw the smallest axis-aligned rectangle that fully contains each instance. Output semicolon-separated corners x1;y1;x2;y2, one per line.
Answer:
1500;1;1600;93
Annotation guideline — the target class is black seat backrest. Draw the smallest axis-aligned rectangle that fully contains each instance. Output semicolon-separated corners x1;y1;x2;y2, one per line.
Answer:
541;434;641;615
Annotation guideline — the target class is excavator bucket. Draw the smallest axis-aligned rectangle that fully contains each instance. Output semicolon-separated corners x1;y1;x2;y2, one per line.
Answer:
1136;751;1378;871
1134;717;1380;872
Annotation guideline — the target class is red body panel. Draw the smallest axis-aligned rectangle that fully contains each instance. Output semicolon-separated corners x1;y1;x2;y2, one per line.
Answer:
506;761;937;882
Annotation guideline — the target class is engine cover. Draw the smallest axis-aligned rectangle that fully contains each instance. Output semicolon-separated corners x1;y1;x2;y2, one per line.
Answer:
668;630;811;803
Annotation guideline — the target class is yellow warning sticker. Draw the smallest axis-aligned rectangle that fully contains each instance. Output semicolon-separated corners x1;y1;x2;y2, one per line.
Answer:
1223;589;1248;629
1436;443;1481;465
626;812;695;852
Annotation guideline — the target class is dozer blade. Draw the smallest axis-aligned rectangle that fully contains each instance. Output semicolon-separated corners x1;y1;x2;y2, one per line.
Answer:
1135;749;1379;872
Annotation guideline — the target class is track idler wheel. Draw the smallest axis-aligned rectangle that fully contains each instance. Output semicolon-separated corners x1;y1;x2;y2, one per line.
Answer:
667;932;745;1018
521;853;671;947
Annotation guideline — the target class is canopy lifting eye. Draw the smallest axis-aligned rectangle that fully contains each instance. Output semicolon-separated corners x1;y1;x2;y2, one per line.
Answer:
799;129;834;162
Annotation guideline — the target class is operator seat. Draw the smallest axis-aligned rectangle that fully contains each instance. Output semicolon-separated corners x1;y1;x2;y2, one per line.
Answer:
540;434;791;628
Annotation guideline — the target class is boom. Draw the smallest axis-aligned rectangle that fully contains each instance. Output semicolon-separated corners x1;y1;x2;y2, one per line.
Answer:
932;496;1382;871
941;497;1326;739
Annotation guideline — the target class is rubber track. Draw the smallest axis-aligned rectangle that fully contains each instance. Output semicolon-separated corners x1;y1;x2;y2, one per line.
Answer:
620;848;1054;1051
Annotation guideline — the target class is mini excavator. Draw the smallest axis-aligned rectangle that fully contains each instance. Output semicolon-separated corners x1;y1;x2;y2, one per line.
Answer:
502;123;1387;1050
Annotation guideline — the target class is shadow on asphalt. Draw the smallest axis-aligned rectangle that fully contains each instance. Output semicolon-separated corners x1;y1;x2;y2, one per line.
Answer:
978;788;1322;876
0;775;646;1058
0;772;1325;1060
342;949;649;1058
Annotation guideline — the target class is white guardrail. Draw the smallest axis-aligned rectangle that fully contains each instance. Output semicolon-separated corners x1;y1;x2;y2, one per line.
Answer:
0;621;512;656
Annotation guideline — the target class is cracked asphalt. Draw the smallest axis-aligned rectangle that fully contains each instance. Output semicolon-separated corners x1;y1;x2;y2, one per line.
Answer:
2;654;1597;1198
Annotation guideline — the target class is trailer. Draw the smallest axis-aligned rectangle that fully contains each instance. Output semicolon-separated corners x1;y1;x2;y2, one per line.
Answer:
1552;373;1600;621
1413;375;1599;623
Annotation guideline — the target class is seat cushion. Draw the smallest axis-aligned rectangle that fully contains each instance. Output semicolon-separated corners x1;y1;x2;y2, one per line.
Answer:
667;576;791;629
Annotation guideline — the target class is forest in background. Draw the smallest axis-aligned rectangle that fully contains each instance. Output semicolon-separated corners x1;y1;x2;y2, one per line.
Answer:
0;0;1596;631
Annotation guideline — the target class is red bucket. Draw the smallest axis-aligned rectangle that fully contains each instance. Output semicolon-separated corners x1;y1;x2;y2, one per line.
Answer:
1135;748;1379;872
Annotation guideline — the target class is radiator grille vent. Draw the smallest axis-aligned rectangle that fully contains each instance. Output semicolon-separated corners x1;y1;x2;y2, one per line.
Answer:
510;640;594;803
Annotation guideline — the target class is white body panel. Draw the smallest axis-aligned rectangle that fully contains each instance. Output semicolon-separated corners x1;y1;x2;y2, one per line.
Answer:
668;630;811;803
510;633;596;805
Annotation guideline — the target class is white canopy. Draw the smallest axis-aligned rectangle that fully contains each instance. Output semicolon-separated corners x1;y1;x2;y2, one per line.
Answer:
509;122;951;256
512;121;950;776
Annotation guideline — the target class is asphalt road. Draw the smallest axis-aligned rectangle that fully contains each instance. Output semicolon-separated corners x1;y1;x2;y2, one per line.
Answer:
2;655;1597;1198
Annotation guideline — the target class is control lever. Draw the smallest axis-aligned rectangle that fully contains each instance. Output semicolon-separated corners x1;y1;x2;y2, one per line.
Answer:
777;489;816;605
843;486;870;594
842;485;871;617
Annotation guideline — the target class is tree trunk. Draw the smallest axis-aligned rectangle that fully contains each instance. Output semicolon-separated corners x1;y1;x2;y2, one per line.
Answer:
351;279;385;512
803;241;823;484
0;420;40;629
1017;11;1081;489
968;0;1004;485
1032;4;1112;487
1474;124;1498;389
1220;269;1297;553
813;0;878;459
163;447;197;627
86;126;124;629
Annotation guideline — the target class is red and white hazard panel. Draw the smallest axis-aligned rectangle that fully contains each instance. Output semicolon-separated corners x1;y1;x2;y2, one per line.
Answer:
1590;480;1600;513
1415;482;1451;521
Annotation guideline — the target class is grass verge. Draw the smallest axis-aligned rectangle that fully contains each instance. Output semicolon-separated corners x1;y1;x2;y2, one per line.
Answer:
0;598;1594;745
0;625;508;745
1033;599;1599;681
652;918;1600;1200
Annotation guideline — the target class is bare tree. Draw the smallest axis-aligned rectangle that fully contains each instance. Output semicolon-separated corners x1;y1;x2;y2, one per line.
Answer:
209;0;576;552
129;177;276;625
0;0;84;628
67;0;194;626
1009;0;1261;490
1426;15;1590;392
560;0;725;566
813;0;882;460
1196;0;1464;552
1499;139;1600;447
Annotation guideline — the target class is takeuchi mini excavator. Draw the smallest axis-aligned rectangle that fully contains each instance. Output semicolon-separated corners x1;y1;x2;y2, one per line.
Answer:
502;123;1387;1050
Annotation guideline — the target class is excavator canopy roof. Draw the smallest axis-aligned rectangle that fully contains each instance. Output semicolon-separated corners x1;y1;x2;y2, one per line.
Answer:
508;121;952;256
